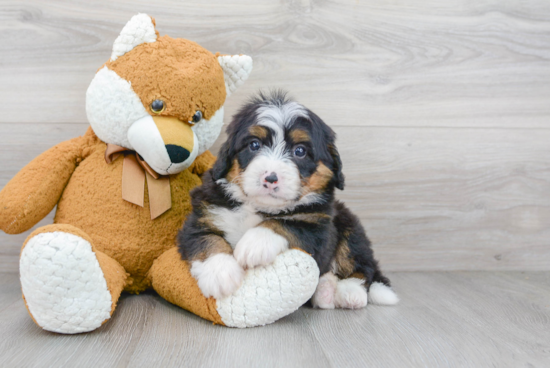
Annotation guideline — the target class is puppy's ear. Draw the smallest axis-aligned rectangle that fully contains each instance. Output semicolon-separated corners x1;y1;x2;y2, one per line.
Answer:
212;141;233;181
329;144;345;190
309;110;345;191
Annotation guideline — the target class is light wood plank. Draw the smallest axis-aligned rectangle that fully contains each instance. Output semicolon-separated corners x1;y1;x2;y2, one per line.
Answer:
305;272;550;368
2;124;550;271
0;0;549;127
0;293;155;367
0;272;548;367
334;126;550;271
125;297;330;368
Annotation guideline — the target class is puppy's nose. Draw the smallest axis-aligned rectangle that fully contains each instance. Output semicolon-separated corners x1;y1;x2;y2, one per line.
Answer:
264;172;278;184
165;144;190;164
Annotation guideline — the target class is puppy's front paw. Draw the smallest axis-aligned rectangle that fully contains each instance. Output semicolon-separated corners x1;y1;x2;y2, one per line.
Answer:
190;253;244;300
233;227;289;269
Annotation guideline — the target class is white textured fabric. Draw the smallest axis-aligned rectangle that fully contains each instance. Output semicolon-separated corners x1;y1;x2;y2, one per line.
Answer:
111;13;157;61
216;249;319;328
86;66;148;149
218;55;253;96
20;232;112;334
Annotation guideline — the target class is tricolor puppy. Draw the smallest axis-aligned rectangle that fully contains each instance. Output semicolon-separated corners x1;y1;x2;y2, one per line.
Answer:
178;91;398;309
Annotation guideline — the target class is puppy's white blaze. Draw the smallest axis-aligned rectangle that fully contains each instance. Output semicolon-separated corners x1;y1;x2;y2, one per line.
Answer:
190;253;245;300
334;278;368;309
368;282;399;305
233;227;289;269
260;140;289;161
312;272;339;309
257;102;308;145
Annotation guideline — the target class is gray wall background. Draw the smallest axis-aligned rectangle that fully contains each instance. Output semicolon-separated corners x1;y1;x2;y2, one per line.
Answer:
1;0;549;272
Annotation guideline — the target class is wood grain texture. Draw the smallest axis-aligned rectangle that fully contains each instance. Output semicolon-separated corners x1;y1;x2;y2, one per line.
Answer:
0;0;549;127
0;271;549;367
1;0;550;272
2;121;550;272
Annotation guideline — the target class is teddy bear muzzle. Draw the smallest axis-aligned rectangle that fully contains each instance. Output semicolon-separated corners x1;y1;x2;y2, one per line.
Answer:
127;115;199;175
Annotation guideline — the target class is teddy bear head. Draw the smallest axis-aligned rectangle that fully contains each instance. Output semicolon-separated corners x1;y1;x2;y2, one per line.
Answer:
86;14;252;175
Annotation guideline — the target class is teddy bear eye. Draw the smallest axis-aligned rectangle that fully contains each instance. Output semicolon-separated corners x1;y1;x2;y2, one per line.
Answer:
189;111;202;124
151;100;165;114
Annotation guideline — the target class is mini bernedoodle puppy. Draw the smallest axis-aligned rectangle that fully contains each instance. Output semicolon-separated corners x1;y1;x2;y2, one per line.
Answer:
178;91;398;309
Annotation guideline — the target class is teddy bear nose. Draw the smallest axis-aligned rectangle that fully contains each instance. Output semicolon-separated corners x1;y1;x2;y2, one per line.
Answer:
165;145;190;164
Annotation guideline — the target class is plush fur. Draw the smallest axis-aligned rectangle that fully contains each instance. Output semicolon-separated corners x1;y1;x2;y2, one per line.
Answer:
0;14;318;333
178;91;398;306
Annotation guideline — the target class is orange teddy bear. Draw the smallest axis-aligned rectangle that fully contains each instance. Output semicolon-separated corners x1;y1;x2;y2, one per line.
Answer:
0;14;319;333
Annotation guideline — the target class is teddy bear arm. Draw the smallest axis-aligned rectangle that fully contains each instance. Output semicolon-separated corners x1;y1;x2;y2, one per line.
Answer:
188;150;217;177
0;137;85;234
149;247;321;328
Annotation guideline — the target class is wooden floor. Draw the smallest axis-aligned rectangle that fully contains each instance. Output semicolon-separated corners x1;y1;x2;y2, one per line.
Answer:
0;271;549;368
1;1;550;367
2;0;550;272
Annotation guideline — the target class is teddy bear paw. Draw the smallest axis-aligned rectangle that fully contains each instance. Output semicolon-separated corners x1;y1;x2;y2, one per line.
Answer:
20;231;113;334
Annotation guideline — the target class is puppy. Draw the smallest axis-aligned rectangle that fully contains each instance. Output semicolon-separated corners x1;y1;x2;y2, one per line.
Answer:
178;91;398;309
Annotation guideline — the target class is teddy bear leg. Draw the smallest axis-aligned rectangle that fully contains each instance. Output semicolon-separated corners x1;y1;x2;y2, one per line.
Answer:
148;247;320;328
19;224;127;334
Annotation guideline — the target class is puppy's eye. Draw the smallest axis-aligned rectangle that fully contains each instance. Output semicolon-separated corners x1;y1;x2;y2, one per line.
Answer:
294;145;307;158
151;99;165;114
189;111;202;125
249;140;261;151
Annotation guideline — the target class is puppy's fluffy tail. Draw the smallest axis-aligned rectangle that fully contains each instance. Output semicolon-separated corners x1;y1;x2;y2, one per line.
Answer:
368;281;399;305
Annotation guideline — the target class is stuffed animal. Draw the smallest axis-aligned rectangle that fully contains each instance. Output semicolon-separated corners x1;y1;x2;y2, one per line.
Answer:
0;14;319;333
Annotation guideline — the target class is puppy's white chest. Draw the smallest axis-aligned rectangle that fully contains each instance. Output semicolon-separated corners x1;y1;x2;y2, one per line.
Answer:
208;205;263;248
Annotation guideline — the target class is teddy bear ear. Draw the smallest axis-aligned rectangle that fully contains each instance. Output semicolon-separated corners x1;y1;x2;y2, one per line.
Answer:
110;13;158;62
217;55;253;96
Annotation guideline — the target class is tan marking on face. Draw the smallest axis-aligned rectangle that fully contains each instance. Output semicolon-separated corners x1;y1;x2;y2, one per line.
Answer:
290;129;310;143
106;35;226;121
303;162;333;193
248;125;268;139
334;239;355;278
225;159;243;184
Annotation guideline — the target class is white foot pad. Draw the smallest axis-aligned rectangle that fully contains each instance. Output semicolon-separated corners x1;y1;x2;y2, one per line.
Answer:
216;249;319;328
334;278;368;309
311;272;338;309
20;231;112;334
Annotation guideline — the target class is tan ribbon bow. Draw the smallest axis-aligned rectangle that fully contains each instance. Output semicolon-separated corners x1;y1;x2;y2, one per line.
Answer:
105;144;171;220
